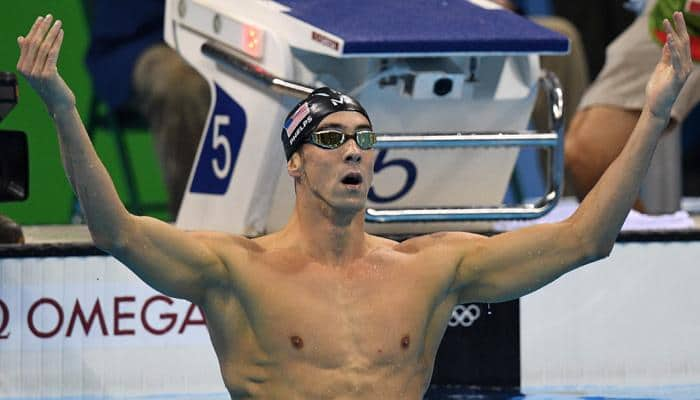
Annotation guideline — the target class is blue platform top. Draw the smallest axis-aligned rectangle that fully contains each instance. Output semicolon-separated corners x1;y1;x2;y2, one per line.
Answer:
274;0;569;55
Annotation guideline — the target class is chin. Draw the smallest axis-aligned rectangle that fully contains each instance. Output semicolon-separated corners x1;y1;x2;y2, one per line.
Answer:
332;195;367;215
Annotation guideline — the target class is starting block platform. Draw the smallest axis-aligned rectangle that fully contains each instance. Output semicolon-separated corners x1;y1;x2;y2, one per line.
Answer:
265;0;567;56
164;0;569;235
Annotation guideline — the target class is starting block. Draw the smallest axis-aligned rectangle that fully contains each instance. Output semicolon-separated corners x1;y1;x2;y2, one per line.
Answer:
164;0;569;235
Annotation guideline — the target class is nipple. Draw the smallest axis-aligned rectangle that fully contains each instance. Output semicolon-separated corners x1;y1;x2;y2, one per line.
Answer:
290;335;304;349
401;335;410;349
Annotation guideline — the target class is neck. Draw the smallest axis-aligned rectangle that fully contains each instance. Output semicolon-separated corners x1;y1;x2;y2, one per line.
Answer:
283;196;368;266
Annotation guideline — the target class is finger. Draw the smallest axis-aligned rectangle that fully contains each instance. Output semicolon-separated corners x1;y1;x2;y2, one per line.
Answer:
23;16;45;46
22;14;54;74
663;18;677;41
665;14;686;50
664;19;683;73
17;16;43;71
20;15;48;72
673;12;692;63
43;29;64;75
663;18;681;57
660;41;672;67
32;20;62;76
673;11;689;41
662;19;677;57
16;36;25;69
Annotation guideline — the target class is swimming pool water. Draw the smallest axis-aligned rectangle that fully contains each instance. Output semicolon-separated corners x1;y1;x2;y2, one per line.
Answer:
425;385;700;400
4;385;700;400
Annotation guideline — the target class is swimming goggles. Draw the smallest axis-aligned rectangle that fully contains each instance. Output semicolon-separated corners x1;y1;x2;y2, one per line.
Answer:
306;129;377;150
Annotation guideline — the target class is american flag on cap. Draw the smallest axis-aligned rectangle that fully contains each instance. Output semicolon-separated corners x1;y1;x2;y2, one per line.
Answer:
284;102;311;138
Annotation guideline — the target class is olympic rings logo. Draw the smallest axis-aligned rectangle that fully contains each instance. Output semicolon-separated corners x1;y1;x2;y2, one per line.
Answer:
448;304;481;327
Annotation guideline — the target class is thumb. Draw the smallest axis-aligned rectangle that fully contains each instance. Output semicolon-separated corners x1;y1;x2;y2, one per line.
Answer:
660;41;671;65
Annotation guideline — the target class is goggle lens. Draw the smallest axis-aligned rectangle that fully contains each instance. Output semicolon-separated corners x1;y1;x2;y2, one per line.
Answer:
309;129;376;150
355;130;376;149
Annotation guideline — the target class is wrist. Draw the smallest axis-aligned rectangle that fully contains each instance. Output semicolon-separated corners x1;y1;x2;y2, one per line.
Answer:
643;103;671;125
47;101;76;119
640;107;671;141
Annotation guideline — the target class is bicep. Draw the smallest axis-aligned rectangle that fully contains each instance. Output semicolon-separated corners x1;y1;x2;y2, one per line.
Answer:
107;215;234;303
454;220;596;303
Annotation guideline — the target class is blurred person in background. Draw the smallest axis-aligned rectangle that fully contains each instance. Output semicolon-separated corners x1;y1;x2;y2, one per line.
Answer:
564;0;700;210
86;0;210;217
0;215;24;245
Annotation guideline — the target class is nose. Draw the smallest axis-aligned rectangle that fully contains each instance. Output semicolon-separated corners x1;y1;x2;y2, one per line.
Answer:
343;138;362;163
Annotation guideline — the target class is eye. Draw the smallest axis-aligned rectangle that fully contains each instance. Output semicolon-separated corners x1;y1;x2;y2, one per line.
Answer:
314;130;344;148
355;131;376;149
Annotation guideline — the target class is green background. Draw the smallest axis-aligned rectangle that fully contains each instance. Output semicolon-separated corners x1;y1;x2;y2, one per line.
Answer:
0;1;169;225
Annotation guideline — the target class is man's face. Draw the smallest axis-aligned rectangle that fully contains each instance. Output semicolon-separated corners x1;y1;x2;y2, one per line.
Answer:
290;111;376;213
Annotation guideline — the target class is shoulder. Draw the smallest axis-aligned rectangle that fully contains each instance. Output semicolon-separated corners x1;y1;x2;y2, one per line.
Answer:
369;232;488;272
365;233;399;249
396;231;487;254
186;230;264;258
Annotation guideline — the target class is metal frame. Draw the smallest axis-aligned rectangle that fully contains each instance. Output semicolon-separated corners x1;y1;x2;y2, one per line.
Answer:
202;40;565;222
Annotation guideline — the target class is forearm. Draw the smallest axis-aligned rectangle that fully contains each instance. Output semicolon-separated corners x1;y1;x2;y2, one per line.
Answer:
460;108;667;304
51;105;131;247
571;104;668;253
572;12;694;255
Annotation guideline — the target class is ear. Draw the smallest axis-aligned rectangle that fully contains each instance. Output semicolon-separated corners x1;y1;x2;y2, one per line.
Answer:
287;152;303;178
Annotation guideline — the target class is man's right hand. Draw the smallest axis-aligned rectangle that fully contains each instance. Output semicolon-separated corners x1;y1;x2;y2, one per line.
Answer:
16;15;75;115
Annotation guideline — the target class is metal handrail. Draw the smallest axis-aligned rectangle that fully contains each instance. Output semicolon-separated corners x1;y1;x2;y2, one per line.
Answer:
201;41;313;98
367;72;564;222
375;132;558;148
366;138;561;222
201;39;565;222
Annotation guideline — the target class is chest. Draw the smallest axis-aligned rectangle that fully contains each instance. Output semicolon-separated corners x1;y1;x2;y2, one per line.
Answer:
237;259;442;367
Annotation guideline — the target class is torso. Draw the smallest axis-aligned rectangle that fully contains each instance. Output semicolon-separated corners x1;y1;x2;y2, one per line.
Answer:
200;232;463;400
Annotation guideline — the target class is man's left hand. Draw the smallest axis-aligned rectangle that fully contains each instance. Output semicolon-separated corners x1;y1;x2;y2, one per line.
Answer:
646;11;694;120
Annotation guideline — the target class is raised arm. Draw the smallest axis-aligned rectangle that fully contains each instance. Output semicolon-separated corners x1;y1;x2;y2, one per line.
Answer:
16;15;241;304
450;12;693;304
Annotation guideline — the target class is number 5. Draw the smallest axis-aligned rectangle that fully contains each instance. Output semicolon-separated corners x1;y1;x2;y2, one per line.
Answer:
211;115;231;179
368;150;417;203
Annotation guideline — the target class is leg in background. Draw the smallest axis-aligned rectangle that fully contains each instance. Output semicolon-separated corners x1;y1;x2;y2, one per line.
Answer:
132;45;211;217
564;105;660;211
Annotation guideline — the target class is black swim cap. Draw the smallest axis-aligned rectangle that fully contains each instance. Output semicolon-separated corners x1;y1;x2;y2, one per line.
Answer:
281;87;371;160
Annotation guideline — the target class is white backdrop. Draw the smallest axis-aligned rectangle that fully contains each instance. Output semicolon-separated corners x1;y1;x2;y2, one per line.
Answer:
0;256;226;398
521;241;700;387
3;239;700;397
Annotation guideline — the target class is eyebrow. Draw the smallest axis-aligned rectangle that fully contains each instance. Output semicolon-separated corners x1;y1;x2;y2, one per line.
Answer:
316;123;372;131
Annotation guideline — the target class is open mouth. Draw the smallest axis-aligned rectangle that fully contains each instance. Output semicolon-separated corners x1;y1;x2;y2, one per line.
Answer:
341;172;363;187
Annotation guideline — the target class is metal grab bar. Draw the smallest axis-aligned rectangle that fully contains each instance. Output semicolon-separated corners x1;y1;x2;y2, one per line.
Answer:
375;132;558;148
201;39;565;222
542;69;564;132
201;41;313;98
366;191;558;222
367;72;564;223
366;135;561;222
